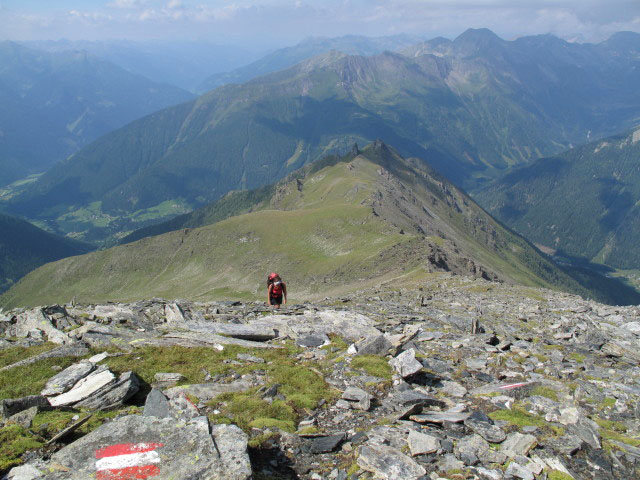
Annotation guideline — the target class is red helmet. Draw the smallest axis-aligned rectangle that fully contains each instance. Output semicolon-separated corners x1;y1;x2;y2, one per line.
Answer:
268;272;279;281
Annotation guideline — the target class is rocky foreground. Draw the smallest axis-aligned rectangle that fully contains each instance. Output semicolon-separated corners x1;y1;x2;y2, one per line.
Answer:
0;274;639;479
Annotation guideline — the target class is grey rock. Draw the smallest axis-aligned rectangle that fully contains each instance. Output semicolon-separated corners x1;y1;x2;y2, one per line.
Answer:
12;309;71;344
475;467;503;480
406;429;440;456
236;353;265;363
410;411;471;424
297;333;330;347
439;380;467;397
41;361;95;397
165;390;200;419
342;387;372;411
465;418;507;443
144;388;174;419
355;334;393;356
389;349;423;378
7;406;39;429
153;372;185;387
74;371;140;409
164;302;188;323
358;444;426;479
48;369;116;407
156;331;277;349
165;380;252;402
5;464;44;479
210;423;252;480
310;433;346;453
622;321;640;335
1;395;50;419
179;321;277;341
50;414;250;479
500;432;537;458
456;434;506;465
504;462;534;480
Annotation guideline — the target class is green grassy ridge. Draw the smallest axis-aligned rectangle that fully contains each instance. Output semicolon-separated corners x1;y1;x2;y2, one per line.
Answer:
0;143;613;308
476;127;640;270
0;213;92;294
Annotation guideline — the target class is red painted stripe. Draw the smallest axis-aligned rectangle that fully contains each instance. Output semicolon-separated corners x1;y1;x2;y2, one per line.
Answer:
95;443;164;459
499;382;529;389
96;465;160;480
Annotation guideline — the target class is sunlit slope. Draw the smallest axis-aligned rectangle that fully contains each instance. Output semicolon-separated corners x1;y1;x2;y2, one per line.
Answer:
1;143;598;308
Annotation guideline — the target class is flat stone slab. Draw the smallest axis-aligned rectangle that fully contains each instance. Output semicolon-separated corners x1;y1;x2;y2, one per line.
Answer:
42;362;95;397
501;432;538;458
150;331;278;349
407;430;440;456
49;414;251;480
358;443;426;479
165;380;252;402
465;418;507;443
410;412;471;424
162;321;278;342
48;370;116;407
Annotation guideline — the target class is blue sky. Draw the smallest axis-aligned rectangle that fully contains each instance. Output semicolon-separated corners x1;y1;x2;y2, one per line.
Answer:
1;1;639;47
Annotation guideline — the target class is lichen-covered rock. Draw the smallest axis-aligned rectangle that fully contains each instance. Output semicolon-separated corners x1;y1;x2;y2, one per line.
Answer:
48;415;250;480
358;443;426;479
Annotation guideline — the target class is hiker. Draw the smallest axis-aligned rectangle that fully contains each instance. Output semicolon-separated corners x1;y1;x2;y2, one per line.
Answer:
267;272;287;308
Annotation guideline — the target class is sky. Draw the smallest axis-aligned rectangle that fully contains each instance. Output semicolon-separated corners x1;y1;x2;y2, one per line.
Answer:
1;0;639;48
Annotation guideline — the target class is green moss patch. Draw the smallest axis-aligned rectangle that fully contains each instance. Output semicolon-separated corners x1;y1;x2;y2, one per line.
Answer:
531;385;559;402
350;355;393;379
0;355;80;399
0;343;58;369
0;425;43;473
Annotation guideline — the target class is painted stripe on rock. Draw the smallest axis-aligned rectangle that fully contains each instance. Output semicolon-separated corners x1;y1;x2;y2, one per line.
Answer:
96;443;164;459
96;464;160;480
96;451;161;471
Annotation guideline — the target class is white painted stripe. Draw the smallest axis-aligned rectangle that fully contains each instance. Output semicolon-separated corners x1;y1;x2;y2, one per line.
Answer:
96;451;161;471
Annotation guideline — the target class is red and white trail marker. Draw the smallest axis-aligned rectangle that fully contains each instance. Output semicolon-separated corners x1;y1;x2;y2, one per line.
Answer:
499;382;529;390
95;442;164;480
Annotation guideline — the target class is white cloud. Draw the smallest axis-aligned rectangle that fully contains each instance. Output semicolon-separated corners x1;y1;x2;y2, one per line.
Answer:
0;0;639;44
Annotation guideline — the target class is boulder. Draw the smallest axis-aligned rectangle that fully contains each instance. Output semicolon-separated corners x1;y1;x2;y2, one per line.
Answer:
358;444;426;479
1;395;50;419
296;333;330;348
6;406;39;429
164;302;188;323
500;432;537;458
49;415;251;479
355;334;393;356
342;387;373;411
465;418;507;443
5;464;44;479
144;388;174;419
389;349;423;378
309;433;346;454
11;309;71;344
41;361;95;397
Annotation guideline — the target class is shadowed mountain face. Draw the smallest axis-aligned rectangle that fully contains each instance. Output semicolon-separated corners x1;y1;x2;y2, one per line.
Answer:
0;41;194;186
5;142;634;310
4;30;640;245
476;127;640;271
0;213;92;294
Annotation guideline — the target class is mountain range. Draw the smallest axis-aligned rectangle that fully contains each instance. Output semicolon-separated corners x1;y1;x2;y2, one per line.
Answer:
476;127;640;271
0;213;91;294
4;142;638;309
196;34;421;93
5;29;640;246
0;41;194;186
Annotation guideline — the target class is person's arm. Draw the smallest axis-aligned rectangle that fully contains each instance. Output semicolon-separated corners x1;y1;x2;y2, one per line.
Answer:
282;283;287;304
267;284;273;305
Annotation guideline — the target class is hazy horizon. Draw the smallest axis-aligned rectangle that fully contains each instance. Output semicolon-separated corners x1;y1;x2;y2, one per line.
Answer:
1;0;639;50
